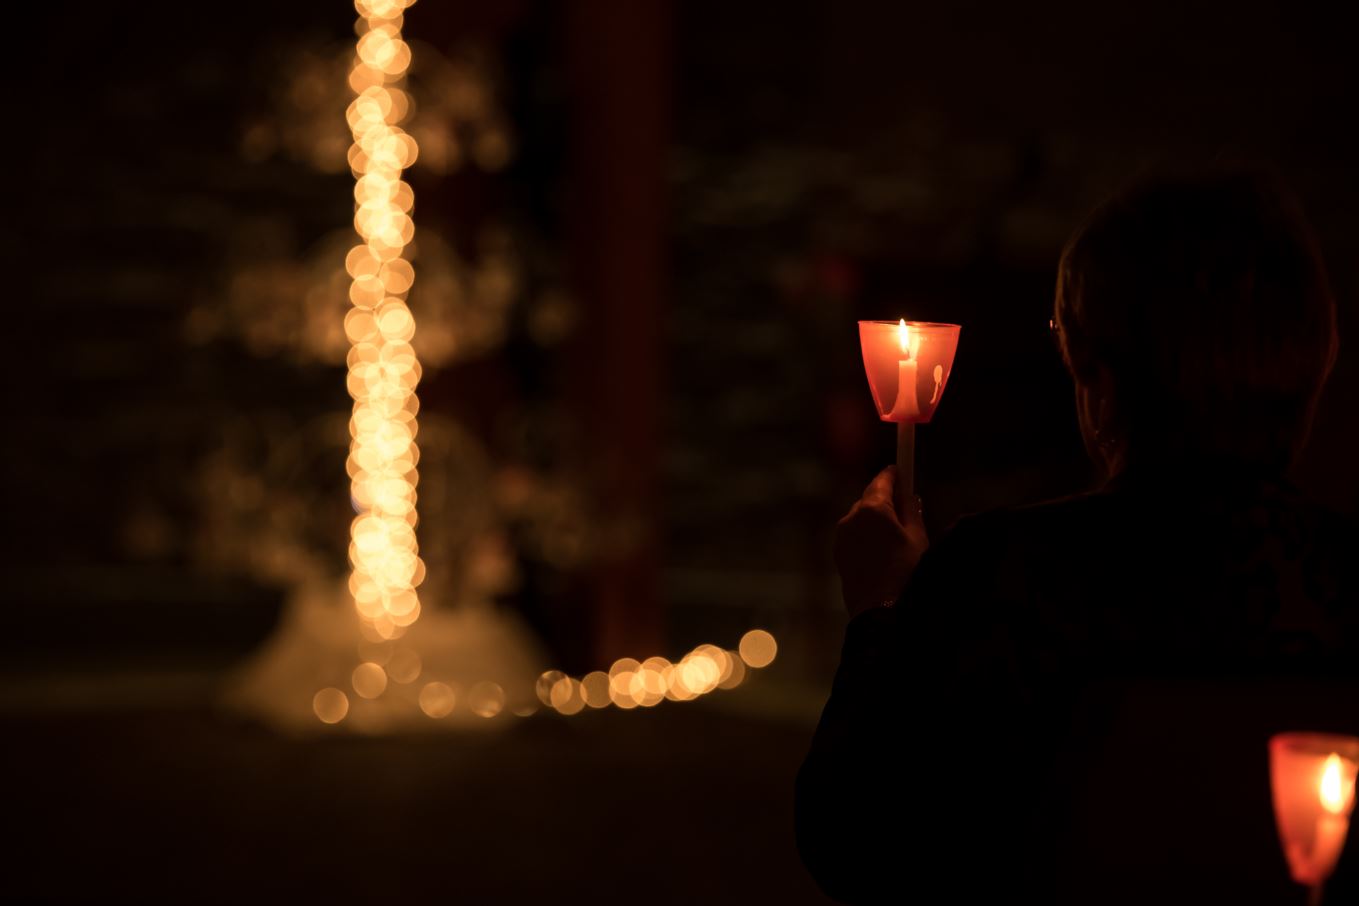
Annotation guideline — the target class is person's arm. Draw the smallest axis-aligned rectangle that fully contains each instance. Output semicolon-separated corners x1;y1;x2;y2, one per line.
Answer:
796;480;1017;902
794;604;906;903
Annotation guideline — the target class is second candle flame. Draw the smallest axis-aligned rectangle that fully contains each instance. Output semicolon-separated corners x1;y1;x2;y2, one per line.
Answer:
898;318;911;357
1321;753;1349;815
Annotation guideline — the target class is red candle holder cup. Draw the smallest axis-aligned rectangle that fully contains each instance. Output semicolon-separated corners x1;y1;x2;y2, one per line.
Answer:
1269;732;1359;898
858;320;961;425
857;320;960;509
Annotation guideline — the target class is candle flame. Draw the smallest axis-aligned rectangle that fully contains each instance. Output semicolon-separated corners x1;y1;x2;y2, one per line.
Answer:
1321;753;1350;815
898;318;911;357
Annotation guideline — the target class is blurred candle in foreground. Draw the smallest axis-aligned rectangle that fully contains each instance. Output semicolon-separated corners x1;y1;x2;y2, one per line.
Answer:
1270;733;1359;894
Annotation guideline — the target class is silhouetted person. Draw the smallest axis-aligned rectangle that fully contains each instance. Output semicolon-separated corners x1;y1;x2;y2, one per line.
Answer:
796;171;1359;904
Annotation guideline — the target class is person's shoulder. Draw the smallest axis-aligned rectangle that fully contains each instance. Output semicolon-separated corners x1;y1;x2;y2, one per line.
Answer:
943;488;1114;547
914;490;1113;590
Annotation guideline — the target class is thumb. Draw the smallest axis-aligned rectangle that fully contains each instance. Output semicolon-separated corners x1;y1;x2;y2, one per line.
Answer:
864;466;897;505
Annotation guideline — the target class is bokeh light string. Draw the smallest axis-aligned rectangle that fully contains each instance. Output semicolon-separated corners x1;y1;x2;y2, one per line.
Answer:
314;629;778;725
343;0;424;646
533;630;779;717
313;0;780;726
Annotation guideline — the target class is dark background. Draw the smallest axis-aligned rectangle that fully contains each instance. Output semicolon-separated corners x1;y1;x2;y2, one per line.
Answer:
8;1;1358;902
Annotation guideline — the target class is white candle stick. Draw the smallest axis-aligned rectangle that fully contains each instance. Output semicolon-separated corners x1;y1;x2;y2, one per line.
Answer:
896;422;914;512
888;319;920;420
891;319;918;513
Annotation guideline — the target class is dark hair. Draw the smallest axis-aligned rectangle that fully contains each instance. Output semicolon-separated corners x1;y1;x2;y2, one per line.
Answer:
1055;170;1338;470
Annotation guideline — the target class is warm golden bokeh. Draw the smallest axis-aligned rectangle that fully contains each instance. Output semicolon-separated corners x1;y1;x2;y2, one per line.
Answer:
351;661;389;699
549;676;585;715
1320;753;1350;815
738;629;777;669
717;653;746;690
536;670;566;706
468;681;506;718
418;681;457;718
386;647;422;684
346;0;423;654
580;671;611;708
519;638;775;718
313;687;351;724
318;0;779;725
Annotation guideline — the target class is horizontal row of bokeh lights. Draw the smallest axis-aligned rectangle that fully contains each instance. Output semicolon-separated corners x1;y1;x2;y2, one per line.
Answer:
312;629;778;724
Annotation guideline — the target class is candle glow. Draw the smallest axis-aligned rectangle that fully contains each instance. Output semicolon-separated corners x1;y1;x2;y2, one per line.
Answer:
889;320;920;420
857;318;960;507
857;320;960;424
1269;732;1359;890
1320;753;1350;815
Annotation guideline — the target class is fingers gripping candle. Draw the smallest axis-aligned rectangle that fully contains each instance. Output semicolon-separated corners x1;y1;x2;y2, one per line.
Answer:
857;319;961;515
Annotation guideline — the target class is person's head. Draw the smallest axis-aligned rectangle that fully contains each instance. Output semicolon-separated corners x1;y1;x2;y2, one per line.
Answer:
1054;169;1338;476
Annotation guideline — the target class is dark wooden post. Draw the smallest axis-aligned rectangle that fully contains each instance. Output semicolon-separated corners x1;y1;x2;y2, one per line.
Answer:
565;0;671;663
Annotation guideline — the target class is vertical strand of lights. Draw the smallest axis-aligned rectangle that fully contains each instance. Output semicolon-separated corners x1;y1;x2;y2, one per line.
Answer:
344;0;423;642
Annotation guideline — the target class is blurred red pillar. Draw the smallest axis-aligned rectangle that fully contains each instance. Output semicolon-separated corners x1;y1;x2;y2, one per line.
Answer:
565;0;671;663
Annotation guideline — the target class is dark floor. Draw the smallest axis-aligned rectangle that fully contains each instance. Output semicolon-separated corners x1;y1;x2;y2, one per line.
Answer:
2;699;832;905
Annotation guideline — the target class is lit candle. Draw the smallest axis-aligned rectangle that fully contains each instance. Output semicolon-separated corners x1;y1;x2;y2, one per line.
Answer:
887;319;920;420
1270;733;1359;897
856;320;959;425
1312;754;1352;884
856;319;961;512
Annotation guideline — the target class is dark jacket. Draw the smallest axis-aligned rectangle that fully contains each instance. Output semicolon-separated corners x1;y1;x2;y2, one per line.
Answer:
796;460;1359;904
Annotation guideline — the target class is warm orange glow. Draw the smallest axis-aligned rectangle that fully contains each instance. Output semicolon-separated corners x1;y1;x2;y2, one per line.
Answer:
858;320;961;424
738;629;777;669
351;661;388;699
346;0;423;648
549;676;585;715
314;1;783;728
1270;733;1359;888
1321;753;1349;815
717;653;746;690
468;681;505;718
386;647;421;684
580;671;611;709
338;7;780;717
608;658;641;696
530;635;776;716
536;670;566;707
313;687;350;724
418;681;456;718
